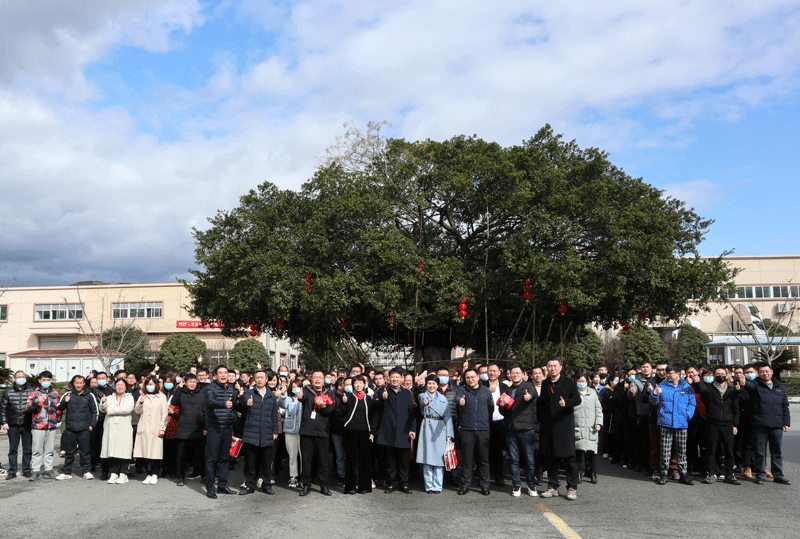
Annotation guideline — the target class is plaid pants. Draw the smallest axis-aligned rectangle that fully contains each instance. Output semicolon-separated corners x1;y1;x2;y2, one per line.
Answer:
659;426;687;476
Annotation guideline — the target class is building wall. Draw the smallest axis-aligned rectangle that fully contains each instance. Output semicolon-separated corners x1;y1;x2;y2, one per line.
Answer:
0;282;298;375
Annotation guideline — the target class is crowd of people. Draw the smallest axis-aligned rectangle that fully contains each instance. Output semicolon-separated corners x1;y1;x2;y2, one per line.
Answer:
0;356;792;500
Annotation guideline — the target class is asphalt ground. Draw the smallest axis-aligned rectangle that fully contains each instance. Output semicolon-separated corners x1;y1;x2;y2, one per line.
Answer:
1;405;798;539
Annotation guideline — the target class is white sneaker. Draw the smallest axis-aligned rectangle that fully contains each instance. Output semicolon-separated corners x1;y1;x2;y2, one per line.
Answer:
55;473;72;480
540;487;558;498
107;473;119;484
115;473;129;484
512;487;521;497
256;478;263;488
566;488;577;501
528;486;539;497
150;475;158;485
142;475;152;485
83;472;94;480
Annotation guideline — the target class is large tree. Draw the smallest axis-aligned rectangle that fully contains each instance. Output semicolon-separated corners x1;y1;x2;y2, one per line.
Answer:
186;126;735;369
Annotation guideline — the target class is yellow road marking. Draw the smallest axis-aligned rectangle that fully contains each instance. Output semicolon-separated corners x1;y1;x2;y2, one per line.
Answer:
535;502;582;539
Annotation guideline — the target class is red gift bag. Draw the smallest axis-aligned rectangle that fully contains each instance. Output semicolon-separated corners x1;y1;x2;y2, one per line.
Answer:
444;438;458;471
230;436;243;458
496;395;514;409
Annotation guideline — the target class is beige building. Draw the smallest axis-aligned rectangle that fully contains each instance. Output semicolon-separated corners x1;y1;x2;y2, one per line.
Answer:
0;282;299;381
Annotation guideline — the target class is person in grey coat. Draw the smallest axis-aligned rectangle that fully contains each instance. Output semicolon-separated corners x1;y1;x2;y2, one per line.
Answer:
573;369;603;484
416;375;454;494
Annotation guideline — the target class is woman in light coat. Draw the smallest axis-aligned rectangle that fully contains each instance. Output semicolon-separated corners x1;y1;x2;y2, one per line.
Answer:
277;378;303;488
574;369;604;484
99;377;135;484
416;374;454;494
133;375;168;485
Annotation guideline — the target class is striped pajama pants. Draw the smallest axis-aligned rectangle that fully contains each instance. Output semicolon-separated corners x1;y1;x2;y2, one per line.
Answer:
659;426;687;476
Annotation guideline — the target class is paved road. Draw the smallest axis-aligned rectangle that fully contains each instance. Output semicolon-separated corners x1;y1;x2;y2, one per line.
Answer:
1;406;797;539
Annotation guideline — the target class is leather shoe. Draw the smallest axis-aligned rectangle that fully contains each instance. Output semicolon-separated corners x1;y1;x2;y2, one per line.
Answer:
679;475;694;486
656;476;668;485
218;486;238;495
347;490;357;495
238;487;255;495
262;487;275;495
6;473;16;480
755;478;765;485
457;487;469;495
400;485;411;494
206;490;217;499
589;473;597;484
723;476;741;485
481;487;490;496
774;477;792;485
320;485;332;496
299;485;311;496
384;485;396;493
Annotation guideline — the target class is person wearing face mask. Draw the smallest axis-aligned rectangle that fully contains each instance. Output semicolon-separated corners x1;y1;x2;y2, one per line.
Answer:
172;373;207;486
55;375;98;480
91;371;114;480
573;369;603;485
25;371;61;481
161;373;179;479
649;363;696;486
340;375;376;494
1;370;34;479
277;378;303;488
736;364;758;478
133;375;168;485
687;367;740;484
643;362;668;480
416;374;453;494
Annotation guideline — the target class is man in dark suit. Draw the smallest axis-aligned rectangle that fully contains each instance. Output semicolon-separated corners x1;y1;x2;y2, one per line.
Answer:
374;368;416;493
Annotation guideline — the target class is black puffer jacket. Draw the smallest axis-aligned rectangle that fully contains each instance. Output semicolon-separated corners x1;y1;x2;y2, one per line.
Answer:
692;382;740;426
92;385;114;414
0;383;34;426
171;385;206;440
500;381;539;432
238;388;279;447
205;381;236;429
740;378;790;428
58;389;98;431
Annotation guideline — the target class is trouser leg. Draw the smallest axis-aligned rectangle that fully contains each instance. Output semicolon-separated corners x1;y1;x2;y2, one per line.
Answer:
285;433;301;477
77;429;92;473
343;430;357;492
767;427;785;480
61;430;77;474
489;420;505;483
649;422;661;473
459;431;475;488
474;430;490;489
507;430;522;487
564;454;578;489
356;432;372;491
522;430;538;489
659;427;674;476
674;428;688;475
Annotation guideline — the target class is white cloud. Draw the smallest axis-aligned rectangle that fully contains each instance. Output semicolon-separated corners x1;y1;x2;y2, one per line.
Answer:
662;179;730;212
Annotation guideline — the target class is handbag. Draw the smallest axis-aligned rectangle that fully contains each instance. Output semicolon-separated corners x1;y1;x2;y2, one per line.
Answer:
444;438;458;471
230;436;243;458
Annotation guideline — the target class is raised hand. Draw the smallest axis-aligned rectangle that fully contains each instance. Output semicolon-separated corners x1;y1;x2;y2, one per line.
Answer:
65;394;70;403
225;398;233;409
247;395;254;406
559;396;566;407
490;383;497;393
423;397;429;406
382;389;388;400
523;389;531;401
646;383;654;393
629;385;637;395
101;395;107;404
342;394;348;404
654;385;662;395
459;395;466;406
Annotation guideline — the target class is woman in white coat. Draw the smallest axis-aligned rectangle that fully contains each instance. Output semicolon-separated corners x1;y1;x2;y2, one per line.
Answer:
133;375;168;485
99;377;135;484
574;369;604;484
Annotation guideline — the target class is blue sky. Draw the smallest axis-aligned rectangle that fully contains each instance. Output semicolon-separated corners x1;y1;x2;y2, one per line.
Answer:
1;0;799;287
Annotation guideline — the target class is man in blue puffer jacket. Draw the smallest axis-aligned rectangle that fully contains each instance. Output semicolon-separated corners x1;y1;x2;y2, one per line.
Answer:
649;363;696;486
204;365;237;498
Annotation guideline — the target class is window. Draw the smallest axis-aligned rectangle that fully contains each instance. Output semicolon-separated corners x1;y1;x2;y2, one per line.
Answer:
730;347;745;364
708;346;725;364
112;302;162;319
753;286;771;299
0;304;6;321
773;286;790;298
35;303;83;320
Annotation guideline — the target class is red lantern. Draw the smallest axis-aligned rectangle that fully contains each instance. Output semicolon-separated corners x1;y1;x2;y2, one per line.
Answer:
338;316;348;329
622;320;631;333
458;310;467;318
303;272;312;292
458;303;467;311
249;330;257;336
523;279;532;302
557;300;567;315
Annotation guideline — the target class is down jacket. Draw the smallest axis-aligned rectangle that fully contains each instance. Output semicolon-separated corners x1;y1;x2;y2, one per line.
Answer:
0;383;34;426
740;378;790;428
205;381;237;430
171;385;206;440
692;382;740;426
238;387;279;447
499;381;538;432
25;387;61;430
649;377;696;429
574;388;603;452
277;394;302;435
58;389;98;431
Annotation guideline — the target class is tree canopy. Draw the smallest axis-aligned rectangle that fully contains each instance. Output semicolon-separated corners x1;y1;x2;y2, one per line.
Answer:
157;334;207;372
677;323;711;364
620;324;669;368
186;125;735;368
228;339;271;372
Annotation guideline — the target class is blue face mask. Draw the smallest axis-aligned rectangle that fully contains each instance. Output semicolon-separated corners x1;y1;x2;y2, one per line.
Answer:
745;373;757;381
175;377;181;384
16;378;26;386
235;375;240;380
628;376;635;383
41;381;51;389
98;380;107;387
164;383;174;391
576;382;588;390
599;379;606;386
146;385;156;393
703;376;713;384
344;386;353;394
439;376;449;385
325;379;332;386
292;388;300;396
479;374;489;382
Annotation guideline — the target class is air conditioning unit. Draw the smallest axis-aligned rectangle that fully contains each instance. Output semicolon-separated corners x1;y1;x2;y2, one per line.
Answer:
775;302;793;314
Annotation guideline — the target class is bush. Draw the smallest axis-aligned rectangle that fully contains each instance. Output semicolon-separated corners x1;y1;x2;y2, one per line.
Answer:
228;339;271;372
621;324;668;369
779;377;800;396
158;334;207;373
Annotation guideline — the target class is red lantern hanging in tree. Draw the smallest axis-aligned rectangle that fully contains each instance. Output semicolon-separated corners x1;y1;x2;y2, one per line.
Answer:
388;311;396;327
276;316;285;338
622;320;631;333
637;307;647;321
338;316;348;329
557;300;567;316
457;297;468;320
523;279;533;302
303;272;312;293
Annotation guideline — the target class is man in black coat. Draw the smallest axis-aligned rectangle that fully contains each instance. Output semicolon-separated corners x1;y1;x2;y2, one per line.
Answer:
456;368;494;495
538;356;582;500
297;369;336;496
171;373;206;486
374;367;416;494
500;364;539;496
736;363;791;485
56;375;98;480
204;365;237;498
237;369;279;495
689;367;741;485
0;370;34;479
